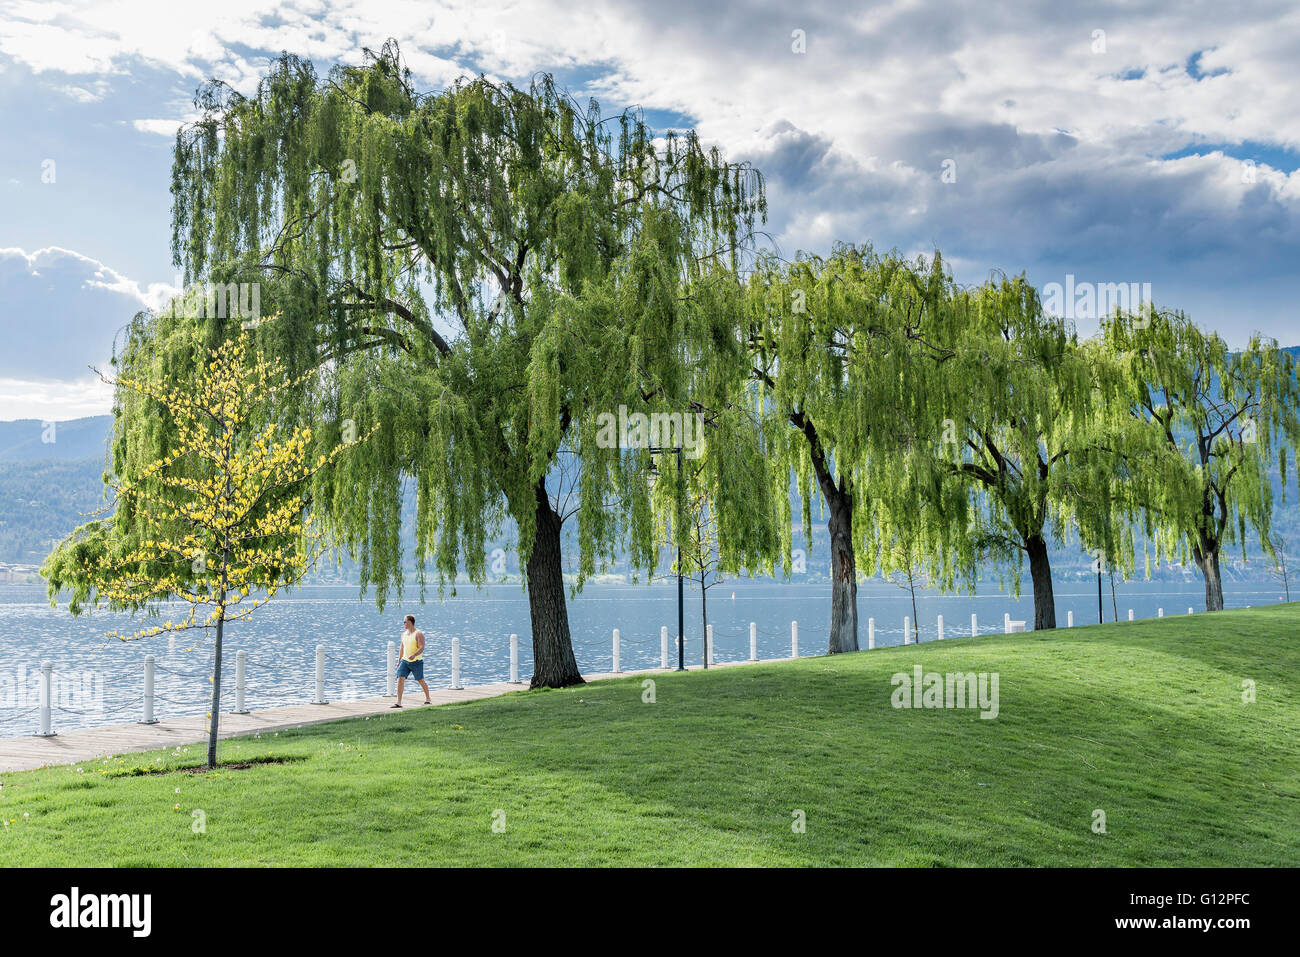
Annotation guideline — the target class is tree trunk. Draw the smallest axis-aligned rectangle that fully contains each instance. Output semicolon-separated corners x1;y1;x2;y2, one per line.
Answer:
701;587;708;669
207;611;224;769
526;480;584;689
908;575;918;643
1025;533;1056;630
826;490;859;653
1197;540;1224;611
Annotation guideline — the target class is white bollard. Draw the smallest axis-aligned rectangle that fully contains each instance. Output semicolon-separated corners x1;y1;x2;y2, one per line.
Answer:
971;613;978;637
1004;612;1011;634
868;617;875;650
1188;607;1194;615
791;620;798;658
141;654;159;724
937;615;944;641
612;628;621;673
749;622;758;661
38;660;54;737
385;641;397;696
510;633;521;683
1128;608;1134;621
1067;610;1074;628
313;644;327;704
904;616;911;644
706;624;714;666
451;637;463;690
661;626;670;669
233;650;249;715
1158;608;1164;618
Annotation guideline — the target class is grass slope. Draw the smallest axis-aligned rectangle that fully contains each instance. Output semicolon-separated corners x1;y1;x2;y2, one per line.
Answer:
1;606;1296;866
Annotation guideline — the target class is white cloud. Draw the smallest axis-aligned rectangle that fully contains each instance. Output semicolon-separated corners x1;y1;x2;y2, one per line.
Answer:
0;374;112;420
54;79;109;102
1;0;1298;340
0;246;164;392
131;117;183;136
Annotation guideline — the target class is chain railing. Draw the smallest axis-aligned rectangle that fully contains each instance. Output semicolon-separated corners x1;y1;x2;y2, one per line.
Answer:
6;602;1160;738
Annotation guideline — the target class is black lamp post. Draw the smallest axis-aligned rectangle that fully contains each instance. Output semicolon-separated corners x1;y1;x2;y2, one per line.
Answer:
1097;561;1104;624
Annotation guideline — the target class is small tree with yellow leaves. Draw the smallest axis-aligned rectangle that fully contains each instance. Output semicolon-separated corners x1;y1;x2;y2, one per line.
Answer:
43;330;369;768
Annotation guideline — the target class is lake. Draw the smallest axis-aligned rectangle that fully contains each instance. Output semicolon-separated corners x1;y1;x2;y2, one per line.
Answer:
0;577;1285;739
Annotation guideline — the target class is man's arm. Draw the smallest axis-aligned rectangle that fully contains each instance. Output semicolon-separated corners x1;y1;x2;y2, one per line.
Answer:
415;630;426;658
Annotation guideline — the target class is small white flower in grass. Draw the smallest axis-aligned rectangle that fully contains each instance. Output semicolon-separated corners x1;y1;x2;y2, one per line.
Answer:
22;812;28;818
174;787;180;794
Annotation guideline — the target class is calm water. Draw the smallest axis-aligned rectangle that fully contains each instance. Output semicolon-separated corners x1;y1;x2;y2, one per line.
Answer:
0;578;1285;738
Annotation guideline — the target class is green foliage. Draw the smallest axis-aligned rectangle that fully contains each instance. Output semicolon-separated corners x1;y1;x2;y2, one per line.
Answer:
42;331;358;628
1095;309;1300;573
741;243;957;580
162;41;768;613
920;274;1114;596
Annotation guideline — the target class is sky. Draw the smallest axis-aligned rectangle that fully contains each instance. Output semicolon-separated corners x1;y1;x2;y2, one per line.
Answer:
1;0;1298;420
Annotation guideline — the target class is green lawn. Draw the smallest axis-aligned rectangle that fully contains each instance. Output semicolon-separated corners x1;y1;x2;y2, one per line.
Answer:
1;605;1296;866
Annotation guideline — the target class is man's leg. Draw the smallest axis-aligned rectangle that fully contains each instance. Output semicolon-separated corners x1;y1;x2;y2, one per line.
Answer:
395;675;405;706
417;678;431;703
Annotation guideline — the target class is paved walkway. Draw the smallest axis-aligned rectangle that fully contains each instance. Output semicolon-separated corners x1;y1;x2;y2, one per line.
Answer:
0;658;771;773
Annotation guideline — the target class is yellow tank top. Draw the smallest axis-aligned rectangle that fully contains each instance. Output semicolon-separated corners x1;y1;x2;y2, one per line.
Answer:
401;629;423;661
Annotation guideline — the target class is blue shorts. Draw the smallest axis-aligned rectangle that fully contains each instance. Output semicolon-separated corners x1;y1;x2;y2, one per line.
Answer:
396;659;424;680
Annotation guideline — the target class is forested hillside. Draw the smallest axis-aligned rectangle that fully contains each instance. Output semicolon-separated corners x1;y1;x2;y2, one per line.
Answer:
0;457;107;562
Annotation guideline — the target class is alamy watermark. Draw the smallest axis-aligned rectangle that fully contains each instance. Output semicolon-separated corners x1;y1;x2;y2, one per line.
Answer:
1041;274;1153;323
594;405;704;458
1;665;104;712
159;281;262;328
891;665;999;719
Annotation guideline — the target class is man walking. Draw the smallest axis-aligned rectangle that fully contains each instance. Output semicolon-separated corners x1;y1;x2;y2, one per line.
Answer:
392;614;432;708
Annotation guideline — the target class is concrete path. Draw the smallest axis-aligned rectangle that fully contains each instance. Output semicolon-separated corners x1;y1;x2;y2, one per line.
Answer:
0;658;771;773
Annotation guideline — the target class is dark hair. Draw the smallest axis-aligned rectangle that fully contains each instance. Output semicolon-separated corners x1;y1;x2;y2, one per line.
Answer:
405;615;415;625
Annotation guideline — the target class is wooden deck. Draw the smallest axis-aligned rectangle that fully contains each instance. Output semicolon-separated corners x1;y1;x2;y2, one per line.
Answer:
0;657;777;773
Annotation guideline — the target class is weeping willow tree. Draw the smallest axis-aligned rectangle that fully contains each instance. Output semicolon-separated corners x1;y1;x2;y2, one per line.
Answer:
1096;309;1300;611
920;274;1106;631
160;42;766;687
741;244;956;653
868;445;961;644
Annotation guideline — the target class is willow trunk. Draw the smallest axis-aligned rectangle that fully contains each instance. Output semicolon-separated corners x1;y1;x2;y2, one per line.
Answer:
526;481;584;688
1025;533;1057;631
826;490;859;653
1197;540;1225;612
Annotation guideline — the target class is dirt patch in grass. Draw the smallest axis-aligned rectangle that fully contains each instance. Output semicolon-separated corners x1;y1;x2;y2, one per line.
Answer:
180;757;301;774
108;755;304;777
